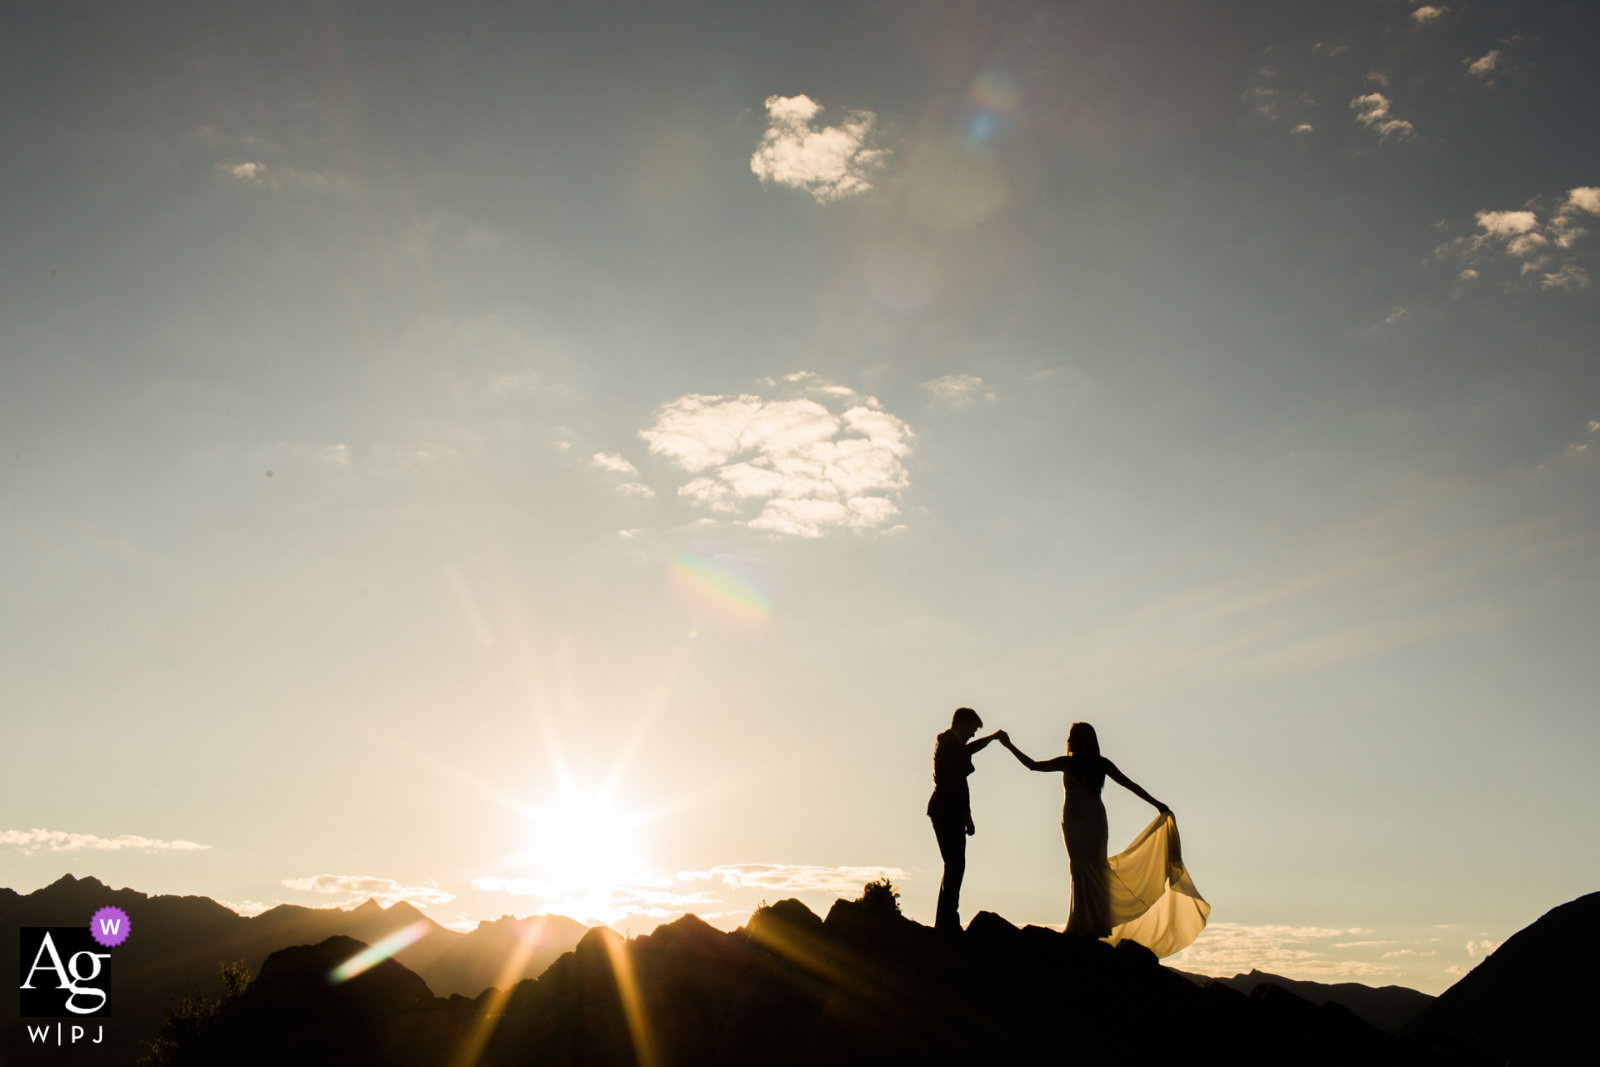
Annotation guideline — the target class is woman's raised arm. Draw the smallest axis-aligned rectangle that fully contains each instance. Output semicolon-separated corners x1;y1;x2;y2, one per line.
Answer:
998;732;1068;773
1104;759;1170;814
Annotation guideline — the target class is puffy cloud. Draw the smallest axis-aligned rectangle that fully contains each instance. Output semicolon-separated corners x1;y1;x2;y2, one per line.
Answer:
680;864;905;894
1350;93;1415;141
750;95;888;203
1411;6;1447;24
282;874;456;907
1438;191;1599;291
1476;210;1538;237
638;378;912;538
1291;123;1314;134
1466;938;1502;958
0;828;209;854
1466;50;1502;78
592;452;638;475
1565;187;1600;215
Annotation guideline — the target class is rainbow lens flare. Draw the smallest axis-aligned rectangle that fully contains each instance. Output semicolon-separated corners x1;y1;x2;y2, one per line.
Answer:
668;548;780;631
328;921;430;983
970;71;1022;113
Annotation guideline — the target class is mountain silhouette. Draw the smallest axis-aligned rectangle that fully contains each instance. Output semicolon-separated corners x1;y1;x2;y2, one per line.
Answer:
143;893;1489;1067
1401;890;1600;1063
1171;968;1435;1033
0;873;590;1065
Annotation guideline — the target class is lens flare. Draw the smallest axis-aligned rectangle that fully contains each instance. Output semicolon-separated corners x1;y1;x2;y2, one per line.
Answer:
668;548;780;631
328;921;430;983
970;71;1022;113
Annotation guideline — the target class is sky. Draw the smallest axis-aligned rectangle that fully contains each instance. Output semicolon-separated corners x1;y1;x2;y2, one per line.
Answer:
1;0;1597;995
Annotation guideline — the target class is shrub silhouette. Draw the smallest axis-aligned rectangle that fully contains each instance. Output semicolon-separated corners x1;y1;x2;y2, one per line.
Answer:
138;959;251;1067
857;876;902;917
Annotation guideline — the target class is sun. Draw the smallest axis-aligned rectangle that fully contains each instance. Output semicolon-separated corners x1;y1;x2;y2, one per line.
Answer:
531;790;646;890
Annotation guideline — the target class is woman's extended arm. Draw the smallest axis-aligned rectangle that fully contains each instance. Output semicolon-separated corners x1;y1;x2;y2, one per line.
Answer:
1104;759;1170;814
997;732;1068;773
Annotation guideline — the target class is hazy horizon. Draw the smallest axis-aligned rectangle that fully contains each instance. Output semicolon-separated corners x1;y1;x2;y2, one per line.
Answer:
3;0;1598;996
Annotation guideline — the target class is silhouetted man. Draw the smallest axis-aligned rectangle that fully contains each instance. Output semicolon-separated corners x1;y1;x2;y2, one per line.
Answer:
927;707;1002;935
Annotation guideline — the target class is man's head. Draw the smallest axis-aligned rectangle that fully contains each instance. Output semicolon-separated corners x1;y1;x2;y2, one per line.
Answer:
951;707;982;740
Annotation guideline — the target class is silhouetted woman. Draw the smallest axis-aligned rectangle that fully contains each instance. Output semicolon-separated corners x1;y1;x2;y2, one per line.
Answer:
998;723;1169;937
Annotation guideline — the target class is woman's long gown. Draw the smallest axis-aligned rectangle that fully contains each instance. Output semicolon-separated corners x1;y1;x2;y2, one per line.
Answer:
1061;759;1210;957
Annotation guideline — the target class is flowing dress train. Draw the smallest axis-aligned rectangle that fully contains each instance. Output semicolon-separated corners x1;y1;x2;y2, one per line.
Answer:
1061;760;1209;957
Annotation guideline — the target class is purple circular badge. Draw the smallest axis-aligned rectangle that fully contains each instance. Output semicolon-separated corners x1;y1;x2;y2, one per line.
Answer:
90;905;131;948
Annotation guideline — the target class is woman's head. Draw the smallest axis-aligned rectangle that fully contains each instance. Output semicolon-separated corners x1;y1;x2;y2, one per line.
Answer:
1066;722;1100;760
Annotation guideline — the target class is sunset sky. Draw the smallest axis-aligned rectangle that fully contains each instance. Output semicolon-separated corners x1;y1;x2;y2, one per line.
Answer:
2;0;1597;995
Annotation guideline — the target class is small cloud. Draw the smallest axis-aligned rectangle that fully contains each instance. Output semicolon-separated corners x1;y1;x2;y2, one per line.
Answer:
1411;6;1447;25
1382;948;1417;958
0;828;210;854
1466;938;1503;958
681;864;905;894
282;874;456;908
592;452;639;475
1292;124;1315;134
1384;307;1408;324
750;95;889;203
920;374;989;408
218;161;277;190
1466;50;1502;79
1365;71;1390;86
1476;210;1538;237
1445;965;1469;976
1564;187;1600;216
472;876;716;926
1351;93;1415;141
1542;263;1589;291
615;482;656;498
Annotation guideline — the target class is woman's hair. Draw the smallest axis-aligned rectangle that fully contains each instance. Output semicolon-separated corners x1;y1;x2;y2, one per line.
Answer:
1066;722;1104;787
952;707;983;730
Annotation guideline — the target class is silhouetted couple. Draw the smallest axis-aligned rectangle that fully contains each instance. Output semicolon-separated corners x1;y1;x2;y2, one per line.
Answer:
929;708;1208;953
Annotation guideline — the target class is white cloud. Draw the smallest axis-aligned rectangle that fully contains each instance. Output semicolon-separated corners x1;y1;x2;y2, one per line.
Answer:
750;95;889;203
1444;964;1469;976
638;380;912;538
592;452;639;474
472;876;716;925
1438;191;1599;291
1411;6;1447;25
1466;938;1502;958
1565;187;1600;215
1476;210;1538;237
1167;923;1398;978
0;828;210;854
1292;123;1314;134
1466;50;1502;78
920;374;989;407
282;874;456;907
1351;93;1415;141
680;864;905;894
